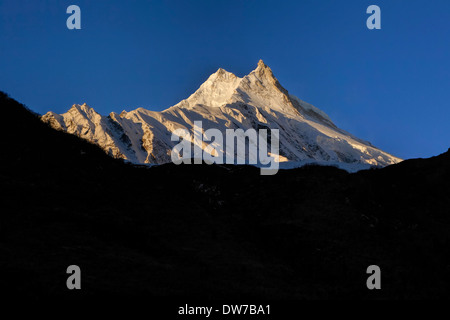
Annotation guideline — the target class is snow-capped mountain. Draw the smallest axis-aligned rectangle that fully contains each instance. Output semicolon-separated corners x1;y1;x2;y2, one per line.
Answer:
41;60;401;168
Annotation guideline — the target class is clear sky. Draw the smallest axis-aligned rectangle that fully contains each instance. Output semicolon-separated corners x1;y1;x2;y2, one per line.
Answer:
0;0;449;159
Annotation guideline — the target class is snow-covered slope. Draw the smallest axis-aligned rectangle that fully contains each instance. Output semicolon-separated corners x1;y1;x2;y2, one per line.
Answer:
42;60;402;168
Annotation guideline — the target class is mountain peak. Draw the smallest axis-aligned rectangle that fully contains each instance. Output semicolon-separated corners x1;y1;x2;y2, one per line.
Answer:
251;59;277;81
210;67;238;81
257;59;268;69
173;66;241;109
254;59;273;75
242;59;291;102
66;103;102;121
70;103;91;111
216;67;227;74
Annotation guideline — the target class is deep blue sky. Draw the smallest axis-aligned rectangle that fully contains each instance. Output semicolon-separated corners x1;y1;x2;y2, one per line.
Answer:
1;0;449;159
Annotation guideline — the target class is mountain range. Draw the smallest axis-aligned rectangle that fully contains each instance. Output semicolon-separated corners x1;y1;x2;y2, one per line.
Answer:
42;60;401;169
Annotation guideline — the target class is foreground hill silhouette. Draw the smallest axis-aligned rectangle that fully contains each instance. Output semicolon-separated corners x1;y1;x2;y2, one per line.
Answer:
0;91;449;299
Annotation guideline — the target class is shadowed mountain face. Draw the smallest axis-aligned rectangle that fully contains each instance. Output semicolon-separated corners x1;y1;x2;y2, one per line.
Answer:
0;91;449;299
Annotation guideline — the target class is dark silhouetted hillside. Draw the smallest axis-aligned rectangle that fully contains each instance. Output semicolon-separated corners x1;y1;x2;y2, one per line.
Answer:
0;91;449;299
